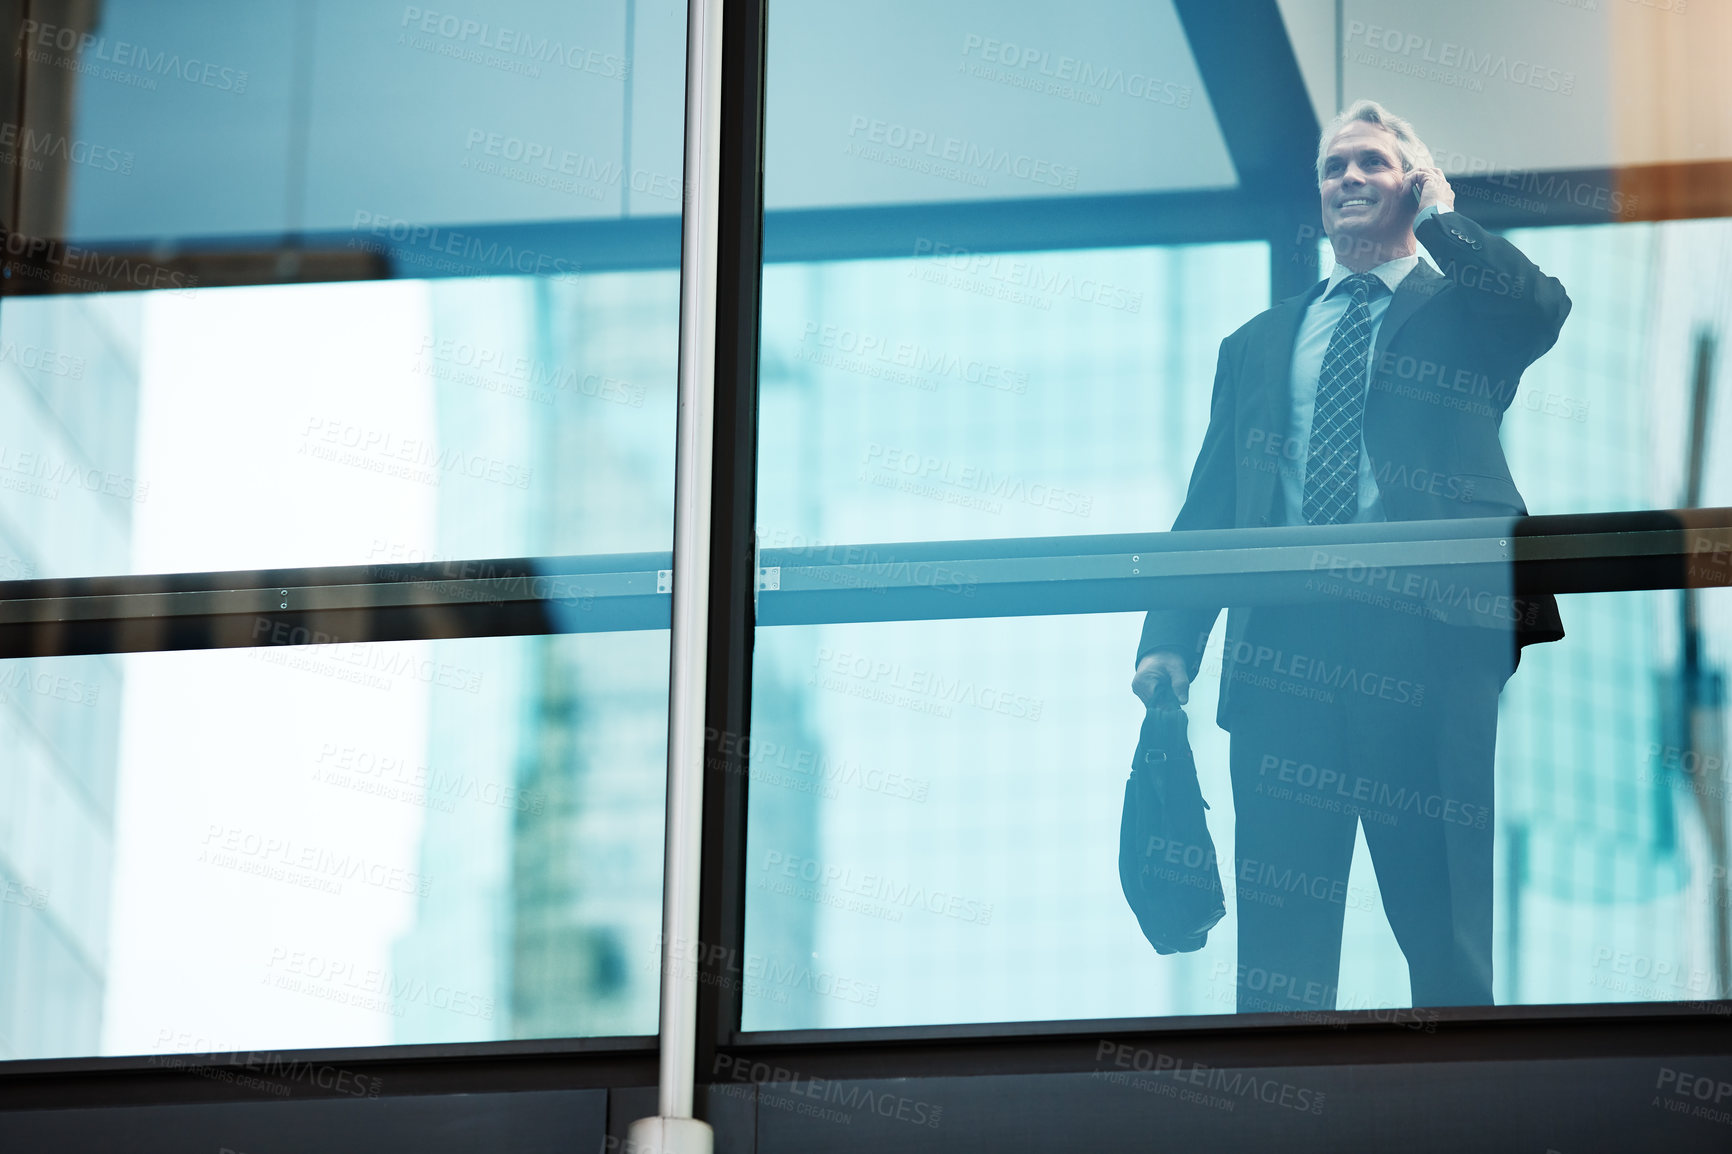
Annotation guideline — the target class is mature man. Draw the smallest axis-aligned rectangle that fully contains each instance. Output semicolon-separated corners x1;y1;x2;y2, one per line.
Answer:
1132;100;1570;1011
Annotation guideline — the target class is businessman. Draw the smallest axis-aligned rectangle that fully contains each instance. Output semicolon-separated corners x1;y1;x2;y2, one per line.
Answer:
1132;101;1570;1011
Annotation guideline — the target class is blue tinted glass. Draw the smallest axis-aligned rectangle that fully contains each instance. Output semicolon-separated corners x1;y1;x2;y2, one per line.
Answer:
745;241;1271;1029
0;633;668;1058
0;273;678;580
765;0;1234;210
1282;1;1729;174
748;0;1732;1028
43;0;685;241
0;0;685;1060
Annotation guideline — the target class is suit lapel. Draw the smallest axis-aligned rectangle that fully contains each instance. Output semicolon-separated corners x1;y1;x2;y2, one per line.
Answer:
1249;281;1326;431
1236;263;1444;526
1372;261;1446;362
1237;281;1324;523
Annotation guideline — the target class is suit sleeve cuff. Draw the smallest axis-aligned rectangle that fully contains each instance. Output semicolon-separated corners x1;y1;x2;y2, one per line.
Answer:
1413;203;1445;229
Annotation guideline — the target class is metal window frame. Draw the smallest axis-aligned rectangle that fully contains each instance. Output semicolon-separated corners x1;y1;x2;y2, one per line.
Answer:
4;0;1732;1126
695;0;1732;1092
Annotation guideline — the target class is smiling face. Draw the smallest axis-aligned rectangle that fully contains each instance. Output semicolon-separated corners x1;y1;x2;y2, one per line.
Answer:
1319;120;1416;258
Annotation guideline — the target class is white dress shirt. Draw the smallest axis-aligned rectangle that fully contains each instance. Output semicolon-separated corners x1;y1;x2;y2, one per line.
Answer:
1278;207;1442;526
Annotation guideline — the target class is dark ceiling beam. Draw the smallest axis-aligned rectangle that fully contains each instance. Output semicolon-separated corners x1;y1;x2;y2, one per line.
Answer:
1172;0;1321;191
763;187;1252;264
1173;0;1323;300
0;157;1719;295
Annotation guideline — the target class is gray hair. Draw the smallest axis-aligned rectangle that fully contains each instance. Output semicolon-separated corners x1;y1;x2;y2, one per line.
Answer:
1315;99;1435;185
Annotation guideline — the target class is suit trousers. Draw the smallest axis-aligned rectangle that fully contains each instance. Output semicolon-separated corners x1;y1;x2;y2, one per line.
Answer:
1222;600;1513;1013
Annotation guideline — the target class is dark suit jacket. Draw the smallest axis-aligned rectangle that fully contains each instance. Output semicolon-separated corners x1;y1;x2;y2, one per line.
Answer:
1138;211;1571;729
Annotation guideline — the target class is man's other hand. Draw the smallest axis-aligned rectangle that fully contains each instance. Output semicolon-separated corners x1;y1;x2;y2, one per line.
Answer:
1132;651;1190;708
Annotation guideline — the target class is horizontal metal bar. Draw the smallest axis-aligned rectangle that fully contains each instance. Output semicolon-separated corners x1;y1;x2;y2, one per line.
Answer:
0;510;1726;658
726;998;1732;1069
0;570;665;626
1517;525;1732;562
768;536;1518;593
762;188;1254;265
753;512;1732;626
28;159;1718;297
0;552;676;659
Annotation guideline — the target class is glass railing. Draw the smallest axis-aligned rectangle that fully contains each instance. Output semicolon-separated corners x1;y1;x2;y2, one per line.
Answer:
6;510;1728;1041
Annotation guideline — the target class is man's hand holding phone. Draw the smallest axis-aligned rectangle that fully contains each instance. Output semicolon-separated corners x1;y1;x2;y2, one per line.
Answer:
1406;165;1456;216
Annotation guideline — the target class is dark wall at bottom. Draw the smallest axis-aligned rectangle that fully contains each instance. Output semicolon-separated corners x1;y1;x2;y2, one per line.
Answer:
0;1088;605;1154
7;1052;1732;1153
703;1055;1732;1154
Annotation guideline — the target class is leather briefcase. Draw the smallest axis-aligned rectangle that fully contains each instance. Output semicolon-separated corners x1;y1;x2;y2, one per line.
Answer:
1118;689;1226;954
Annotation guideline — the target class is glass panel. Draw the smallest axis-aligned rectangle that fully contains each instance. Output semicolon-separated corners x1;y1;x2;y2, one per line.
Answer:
756;243;1265;545
746;586;1732;1026
29;0;687;242
0;0;688;1062
764;0;1234;211
1498;221;1732;512
745;240;1270;1030
1280;0;1731;172
0;633;668;1059
750;0;1732;1030
0;272;678;579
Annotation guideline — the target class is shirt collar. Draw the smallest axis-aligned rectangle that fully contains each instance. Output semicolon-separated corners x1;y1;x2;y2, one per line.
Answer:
1324;253;1419;298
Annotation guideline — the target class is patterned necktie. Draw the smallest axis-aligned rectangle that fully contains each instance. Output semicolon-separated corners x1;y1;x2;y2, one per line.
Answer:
1302;272;1382;526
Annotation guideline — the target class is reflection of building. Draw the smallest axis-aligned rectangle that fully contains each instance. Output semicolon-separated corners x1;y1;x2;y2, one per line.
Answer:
746;221;1732;1025
391;274;680;1040
734;664;823;1030
746;243;1267;1027
0;296;142;1057
1497;222;1732;1005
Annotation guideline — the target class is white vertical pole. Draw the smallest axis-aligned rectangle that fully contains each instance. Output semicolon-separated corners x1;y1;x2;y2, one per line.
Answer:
628;0;722;1150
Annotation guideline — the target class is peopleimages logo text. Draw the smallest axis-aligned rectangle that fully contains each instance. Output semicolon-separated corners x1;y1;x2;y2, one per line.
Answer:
300;417;533;490
350;211;582;282
847;115;1079;190
763;851;994;925
399;7;628;78
959;34;1191;106
0;122;132;174
1345;21;1575;94
19;20;250;92
812;646;1042;720
0;231;196;291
